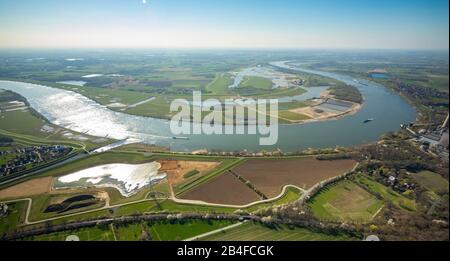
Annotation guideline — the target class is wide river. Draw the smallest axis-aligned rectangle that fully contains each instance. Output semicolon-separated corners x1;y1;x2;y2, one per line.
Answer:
0;62;416;152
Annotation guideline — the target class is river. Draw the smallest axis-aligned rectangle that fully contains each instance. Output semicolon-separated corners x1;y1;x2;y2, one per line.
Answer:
0;62;416;152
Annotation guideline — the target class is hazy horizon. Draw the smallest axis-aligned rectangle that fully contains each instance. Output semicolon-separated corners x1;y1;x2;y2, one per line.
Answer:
0;0;449;50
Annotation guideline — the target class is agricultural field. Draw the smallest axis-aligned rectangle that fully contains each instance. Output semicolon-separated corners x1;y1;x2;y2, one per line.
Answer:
200;222;359;241
243;186;302;213
19;185;303;229
278;110;312;122
412;171;449;195
238;76;273;90
0;151;355;233
180;172;261;205
159;159;221;193
0;177;53;200
205;74;233;95
308;180;384;223
355;176;416;211
21;220;236;241
0;109;46;137
1;51;346;122
149;220;235;241
177;157;356;206
24;226;116;241
233;158;357;197
0;201;27;235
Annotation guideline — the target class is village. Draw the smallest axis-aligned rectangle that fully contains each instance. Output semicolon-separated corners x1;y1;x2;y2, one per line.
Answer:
0;145;73;177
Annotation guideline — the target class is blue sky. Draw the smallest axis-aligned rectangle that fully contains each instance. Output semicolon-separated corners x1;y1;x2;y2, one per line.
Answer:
0;0;448;49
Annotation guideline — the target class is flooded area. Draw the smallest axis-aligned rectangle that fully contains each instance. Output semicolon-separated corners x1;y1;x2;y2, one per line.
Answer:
229;65;301;88
56;81;87;86
54;162;167;197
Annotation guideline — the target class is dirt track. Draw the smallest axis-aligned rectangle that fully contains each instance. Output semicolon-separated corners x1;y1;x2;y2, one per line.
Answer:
233;158;357;197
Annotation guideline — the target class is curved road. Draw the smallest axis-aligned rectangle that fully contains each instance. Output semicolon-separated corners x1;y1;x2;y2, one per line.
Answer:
1;163;359;226
1;184;305;226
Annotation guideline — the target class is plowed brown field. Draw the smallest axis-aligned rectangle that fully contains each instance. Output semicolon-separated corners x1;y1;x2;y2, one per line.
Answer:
180;172;260;205
233;158;357;197
0;177;53;200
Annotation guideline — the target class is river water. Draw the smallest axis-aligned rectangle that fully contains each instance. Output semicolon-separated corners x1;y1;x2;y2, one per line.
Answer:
0;62;416;152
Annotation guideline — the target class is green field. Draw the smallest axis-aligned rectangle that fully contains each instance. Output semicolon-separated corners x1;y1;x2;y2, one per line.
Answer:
278;110;312;122
278;100;310;110
0;110;46;137
149;220;235;241
412;171;449;195
21;185;302;227
25;226;116;241
25;187;302;227
40;186;300;225
355;176;416;211
8;69;328;121
0;201;27;235
239;76;273;90
206;74;233;95
308;180;384;223
22;220;235;241
201;222;359;241
244;186;302;213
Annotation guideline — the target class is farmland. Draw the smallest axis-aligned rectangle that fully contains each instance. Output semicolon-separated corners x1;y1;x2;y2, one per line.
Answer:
0;50;353;123
177;157;356;205
159;159;221;192
23;226;116;241
238;76;273;90
0;49;448;241
0;201;27;234
412;171;449;195
1;183;304;233
180;172;261;205
355;176;416;212
205;74;233;95
149;220;235;241
0;177;53;200
232;158;357;197
278;110;312;122
200;222;360;241
308;180;384;223
22;220;236;241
